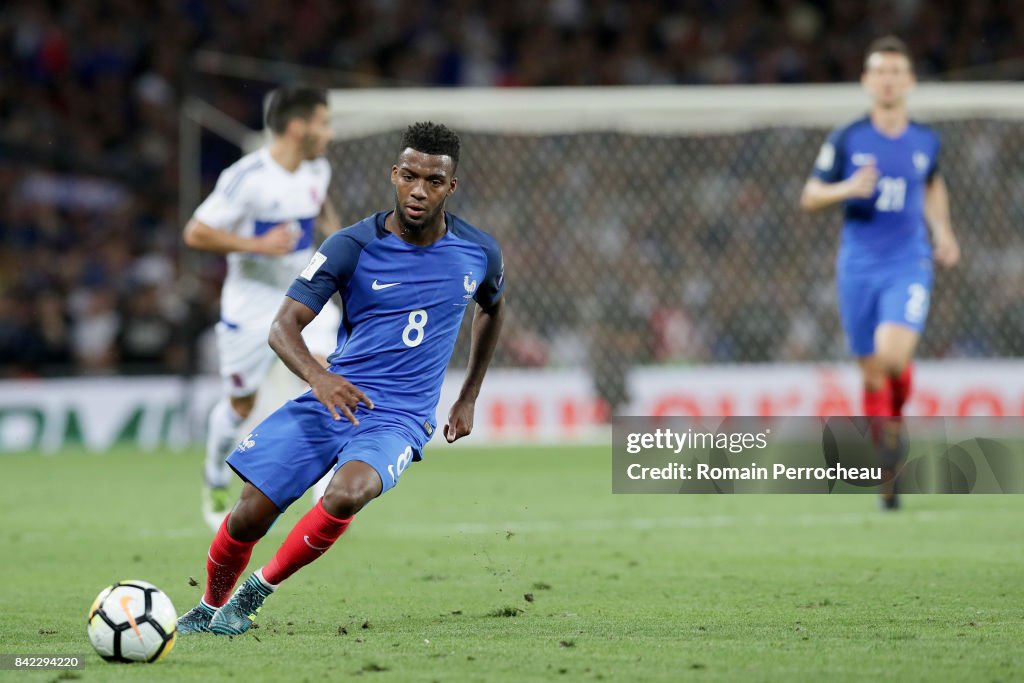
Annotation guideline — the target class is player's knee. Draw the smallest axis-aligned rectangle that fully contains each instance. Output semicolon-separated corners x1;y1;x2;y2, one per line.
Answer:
877;352;909;378
226;506;274;542
226;489;277;541
862;375;884;393
860;366;886;392
322;478;378;519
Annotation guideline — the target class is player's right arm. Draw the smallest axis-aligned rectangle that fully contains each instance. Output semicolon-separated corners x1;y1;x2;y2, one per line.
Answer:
799;127;878;212
183;218;295;255
274;231;373;424
269;297;373;425
800;168;878;212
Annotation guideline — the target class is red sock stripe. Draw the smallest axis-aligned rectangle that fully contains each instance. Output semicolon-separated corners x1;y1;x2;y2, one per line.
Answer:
203;515;258;607
262;500;353;586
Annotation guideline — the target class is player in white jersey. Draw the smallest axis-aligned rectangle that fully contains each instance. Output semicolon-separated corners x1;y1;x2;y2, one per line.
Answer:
184;86;340;530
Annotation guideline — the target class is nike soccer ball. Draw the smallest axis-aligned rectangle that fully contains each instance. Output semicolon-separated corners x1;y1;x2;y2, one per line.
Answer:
87;581;177;663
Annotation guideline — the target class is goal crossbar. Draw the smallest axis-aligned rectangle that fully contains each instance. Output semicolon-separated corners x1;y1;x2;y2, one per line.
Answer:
329;83;1024;137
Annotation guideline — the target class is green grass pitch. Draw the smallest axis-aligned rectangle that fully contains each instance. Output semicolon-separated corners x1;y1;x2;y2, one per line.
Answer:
1;445;1023;682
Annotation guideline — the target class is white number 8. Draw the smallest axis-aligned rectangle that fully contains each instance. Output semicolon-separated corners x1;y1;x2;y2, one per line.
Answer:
402;309;428;347
905;283;929;323
387;445;414;483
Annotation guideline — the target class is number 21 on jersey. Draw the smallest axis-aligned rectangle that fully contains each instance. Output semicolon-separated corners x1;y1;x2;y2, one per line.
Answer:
875;176;906;212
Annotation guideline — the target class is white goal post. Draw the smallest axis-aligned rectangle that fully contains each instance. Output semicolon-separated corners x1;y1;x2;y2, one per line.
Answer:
328;83;1024;136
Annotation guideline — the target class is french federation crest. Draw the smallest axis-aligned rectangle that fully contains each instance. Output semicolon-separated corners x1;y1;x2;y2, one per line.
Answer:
237;432;257;452
464;275;477;294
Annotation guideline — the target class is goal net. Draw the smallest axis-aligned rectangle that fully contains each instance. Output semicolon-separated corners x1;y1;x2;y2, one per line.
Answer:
326;85;1024;414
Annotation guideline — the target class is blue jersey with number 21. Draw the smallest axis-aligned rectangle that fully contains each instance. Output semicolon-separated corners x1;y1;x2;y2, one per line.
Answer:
811;117;940;356
286;211;504;433
812;116;940;270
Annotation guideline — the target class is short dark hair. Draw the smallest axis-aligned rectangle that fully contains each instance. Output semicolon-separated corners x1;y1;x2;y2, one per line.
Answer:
264;85;328;135
864;36;912;69
400;122;460;168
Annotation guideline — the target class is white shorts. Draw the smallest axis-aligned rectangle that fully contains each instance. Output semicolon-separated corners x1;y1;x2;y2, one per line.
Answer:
215;301;341;397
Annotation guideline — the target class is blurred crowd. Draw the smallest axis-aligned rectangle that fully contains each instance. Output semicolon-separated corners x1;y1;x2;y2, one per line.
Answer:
2;0;1023;379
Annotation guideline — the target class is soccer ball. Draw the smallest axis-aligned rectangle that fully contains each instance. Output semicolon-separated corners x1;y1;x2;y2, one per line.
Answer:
87;581;177;663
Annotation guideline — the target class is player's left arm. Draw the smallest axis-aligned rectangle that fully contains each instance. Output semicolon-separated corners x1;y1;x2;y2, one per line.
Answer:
445;296;505;443
924;173;960;267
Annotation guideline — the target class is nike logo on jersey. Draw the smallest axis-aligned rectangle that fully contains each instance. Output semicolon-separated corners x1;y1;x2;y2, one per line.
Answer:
371;280;400;290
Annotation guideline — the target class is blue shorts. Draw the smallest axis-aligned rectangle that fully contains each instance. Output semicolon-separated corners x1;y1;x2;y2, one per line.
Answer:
836;261;933;357
226;392;429;511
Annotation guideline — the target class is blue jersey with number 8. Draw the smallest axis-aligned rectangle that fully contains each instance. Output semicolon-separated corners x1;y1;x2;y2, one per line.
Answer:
287;211;504;432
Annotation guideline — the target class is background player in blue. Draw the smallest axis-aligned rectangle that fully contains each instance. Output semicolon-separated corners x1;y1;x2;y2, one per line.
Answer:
800;36;960;509
176;122;506;635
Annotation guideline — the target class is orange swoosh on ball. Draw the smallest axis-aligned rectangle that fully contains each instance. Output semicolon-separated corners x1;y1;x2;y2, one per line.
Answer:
119;595;143;640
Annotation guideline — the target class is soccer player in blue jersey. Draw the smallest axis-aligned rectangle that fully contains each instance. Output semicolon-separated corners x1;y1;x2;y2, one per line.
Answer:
800;36;960;509
176;122;505;635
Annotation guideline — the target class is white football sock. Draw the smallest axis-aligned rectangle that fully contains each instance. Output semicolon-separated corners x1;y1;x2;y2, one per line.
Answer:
204;398;244;488
254;568;278;591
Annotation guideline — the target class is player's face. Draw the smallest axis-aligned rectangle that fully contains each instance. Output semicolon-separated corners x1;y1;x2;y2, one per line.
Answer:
390;148;457;233
861;52;915;109
299;104;333;160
